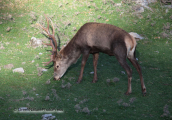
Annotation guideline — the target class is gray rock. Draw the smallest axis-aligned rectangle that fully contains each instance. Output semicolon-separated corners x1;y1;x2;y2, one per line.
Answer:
30;37;42;48
13;67;24;73
4;64;14;69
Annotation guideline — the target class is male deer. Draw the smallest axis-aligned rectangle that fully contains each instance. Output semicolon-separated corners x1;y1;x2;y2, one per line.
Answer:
39;16;146;95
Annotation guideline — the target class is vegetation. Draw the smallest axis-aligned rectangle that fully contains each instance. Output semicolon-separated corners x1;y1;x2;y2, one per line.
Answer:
0;0;172;119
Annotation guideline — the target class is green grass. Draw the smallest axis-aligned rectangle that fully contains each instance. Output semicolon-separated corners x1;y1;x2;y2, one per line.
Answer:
0;0;172;119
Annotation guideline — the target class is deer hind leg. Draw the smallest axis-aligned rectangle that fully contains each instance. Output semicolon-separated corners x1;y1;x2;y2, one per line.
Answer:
115;54;133;95
127;50;146;95
92;53;99;83
76;52;90;83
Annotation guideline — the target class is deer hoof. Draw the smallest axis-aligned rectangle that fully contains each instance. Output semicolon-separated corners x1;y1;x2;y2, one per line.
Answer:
92;80;97;83
76;81;81;84
142;88;146;96
125;92;131;95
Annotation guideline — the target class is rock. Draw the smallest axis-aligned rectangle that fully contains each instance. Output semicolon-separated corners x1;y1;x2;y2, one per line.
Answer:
135;7;144;13
129;32;144;40
8;14;13;20
30;37;42;48
117;99;123;105
164;5;172;8
61;84;66;88
29;11;37;23
112;77;119;82
134;0;155;11
97;15;101;19
74;104;81;110
169;15;172;20
90;71;94;74
129;97;136;104
0;45;5;49
42;114;55;120
82;107;90;114
18;107;28;111
4;64;14;69
45;96;50;101
161;32;169;38
45;79;51;84
13;67;24;73
122;102;130;107
66;82;72;89
6;27;11;32
22;91;27;95
115;3;122;6
106;79;111;83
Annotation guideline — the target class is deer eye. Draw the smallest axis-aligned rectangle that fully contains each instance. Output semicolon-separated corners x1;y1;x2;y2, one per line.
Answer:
56;65;59;68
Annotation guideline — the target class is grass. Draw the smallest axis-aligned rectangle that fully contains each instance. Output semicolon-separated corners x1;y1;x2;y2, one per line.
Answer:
0;0;172;119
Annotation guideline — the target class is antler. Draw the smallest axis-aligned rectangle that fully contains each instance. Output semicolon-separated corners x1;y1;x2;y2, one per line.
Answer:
38;15;58;66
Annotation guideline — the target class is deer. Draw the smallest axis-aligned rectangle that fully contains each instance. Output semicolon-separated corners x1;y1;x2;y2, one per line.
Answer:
38;16;146;95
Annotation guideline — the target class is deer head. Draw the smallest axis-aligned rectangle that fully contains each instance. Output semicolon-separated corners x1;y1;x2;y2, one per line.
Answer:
38;15;68;80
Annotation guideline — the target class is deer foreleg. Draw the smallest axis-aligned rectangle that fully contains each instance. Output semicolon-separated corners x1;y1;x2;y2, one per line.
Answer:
76;53;89;83
92;53;99;83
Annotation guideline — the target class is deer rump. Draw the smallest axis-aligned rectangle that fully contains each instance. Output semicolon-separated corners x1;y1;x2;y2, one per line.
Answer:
39;18;146;95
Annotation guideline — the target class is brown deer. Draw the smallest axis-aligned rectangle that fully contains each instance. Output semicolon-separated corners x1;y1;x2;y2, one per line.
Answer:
39;16;146;95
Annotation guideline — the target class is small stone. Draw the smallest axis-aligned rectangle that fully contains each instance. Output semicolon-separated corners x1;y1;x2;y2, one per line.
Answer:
22;91;27;95
45;96;50;100
112;77;119;82
66;82;72;89
106;79;111;83
73;27;77;31
121;71;125;74
90;71;94;74
122;102;130;107
129;97;136;104
74;98;77;101
8;14;13;20
74;104;81;110
103;109;106;112
18;107;28;111
13;67;24;73
97;15;101;19
117;99;123;105
61;84;66;88
45;79;50;84
0;45;5;49
4;64;14;69
32;87;36;91
75;12;80;15
6;27;11;32
161;32;169;38
82;107;90;114
30;37;42;48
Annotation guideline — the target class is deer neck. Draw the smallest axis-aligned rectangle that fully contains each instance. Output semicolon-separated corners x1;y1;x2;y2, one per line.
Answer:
60;41;81;67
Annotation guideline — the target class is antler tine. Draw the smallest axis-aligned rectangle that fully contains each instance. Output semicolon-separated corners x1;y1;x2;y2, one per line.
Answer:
38;15;59;66
48;18;57;53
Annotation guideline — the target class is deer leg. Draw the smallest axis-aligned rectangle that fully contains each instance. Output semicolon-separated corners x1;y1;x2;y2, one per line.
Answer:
128;56;146;95
76;52;90;83
116;55;132;95
92;53;99;83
